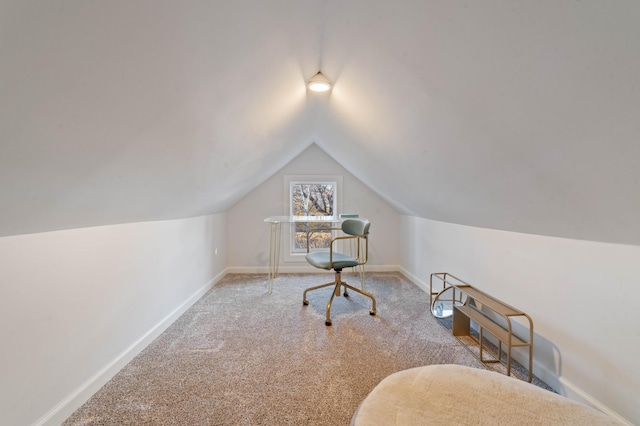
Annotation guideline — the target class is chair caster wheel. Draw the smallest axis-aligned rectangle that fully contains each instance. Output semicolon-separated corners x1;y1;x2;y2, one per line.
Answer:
325;321;332;326
303;300;309;306
369;310;376;316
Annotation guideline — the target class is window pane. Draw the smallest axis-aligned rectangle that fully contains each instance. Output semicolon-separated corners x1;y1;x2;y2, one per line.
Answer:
293;223;333;250
291;183;335;217
291;182;336;251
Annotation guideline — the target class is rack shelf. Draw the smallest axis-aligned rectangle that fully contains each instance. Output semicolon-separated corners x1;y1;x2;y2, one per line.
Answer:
430;272;534;382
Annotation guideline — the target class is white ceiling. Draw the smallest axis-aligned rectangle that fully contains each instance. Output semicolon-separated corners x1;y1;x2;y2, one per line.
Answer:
2;1;639;244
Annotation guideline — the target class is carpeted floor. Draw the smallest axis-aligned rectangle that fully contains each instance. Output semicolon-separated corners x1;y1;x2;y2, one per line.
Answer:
64;272;549;425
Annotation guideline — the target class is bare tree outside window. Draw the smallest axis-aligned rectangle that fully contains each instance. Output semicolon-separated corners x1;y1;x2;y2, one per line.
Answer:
290;182;336;251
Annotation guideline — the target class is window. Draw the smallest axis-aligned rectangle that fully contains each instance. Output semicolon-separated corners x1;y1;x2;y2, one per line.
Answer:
284;175;343;258
290;181;336;252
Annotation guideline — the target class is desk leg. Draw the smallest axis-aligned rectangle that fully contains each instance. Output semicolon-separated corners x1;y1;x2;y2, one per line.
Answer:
349;238;366;291
359;263;366;291
268;221;282;294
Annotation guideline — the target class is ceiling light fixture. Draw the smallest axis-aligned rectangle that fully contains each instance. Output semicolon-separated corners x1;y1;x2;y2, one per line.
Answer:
308;71;332;92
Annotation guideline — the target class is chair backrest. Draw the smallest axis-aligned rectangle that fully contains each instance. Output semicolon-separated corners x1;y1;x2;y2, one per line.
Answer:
342;219;370;236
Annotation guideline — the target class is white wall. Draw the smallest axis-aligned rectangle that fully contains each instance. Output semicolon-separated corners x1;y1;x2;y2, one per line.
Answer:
226;143;401;272
400;215;639;425
0;214;227;426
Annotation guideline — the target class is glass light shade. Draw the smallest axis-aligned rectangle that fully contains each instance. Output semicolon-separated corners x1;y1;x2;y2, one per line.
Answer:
308;71;331;92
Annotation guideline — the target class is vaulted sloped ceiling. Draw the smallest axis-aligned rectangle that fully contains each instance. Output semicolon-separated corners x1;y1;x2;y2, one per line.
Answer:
2;1;640;244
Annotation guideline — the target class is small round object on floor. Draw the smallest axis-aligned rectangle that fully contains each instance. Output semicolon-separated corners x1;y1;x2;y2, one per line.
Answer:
325;321;332;326
370;310;376;316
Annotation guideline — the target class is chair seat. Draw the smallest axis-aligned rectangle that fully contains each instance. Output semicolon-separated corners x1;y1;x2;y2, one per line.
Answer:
305;251;358;270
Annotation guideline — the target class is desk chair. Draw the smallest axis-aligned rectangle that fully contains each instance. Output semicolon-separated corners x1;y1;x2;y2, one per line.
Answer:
303;219;376;326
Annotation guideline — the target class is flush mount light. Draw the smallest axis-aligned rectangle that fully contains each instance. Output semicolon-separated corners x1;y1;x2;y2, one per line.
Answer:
308;71;332;92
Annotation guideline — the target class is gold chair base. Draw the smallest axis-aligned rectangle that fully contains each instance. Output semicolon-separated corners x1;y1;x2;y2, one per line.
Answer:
302;270;376;326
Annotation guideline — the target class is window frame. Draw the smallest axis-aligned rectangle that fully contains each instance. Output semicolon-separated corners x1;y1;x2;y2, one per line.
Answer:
283;175;343;262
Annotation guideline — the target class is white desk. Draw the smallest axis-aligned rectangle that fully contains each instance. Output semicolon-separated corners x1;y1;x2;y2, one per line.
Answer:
264;214;376;294
264;215;366;293
264;216;344;293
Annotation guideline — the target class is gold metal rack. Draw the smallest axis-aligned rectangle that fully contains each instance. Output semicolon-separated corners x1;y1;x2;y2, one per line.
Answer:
430;272;534;382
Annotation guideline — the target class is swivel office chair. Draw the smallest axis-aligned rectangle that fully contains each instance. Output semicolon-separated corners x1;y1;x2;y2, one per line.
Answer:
302;219;376;326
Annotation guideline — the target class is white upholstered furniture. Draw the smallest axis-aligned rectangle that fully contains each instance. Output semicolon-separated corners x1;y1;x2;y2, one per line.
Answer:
351;365;622;425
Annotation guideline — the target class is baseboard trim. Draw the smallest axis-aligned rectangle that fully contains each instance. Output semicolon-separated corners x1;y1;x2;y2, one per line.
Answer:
227;265;401;275
558;377;632;425
35;268;229;426
397;267;430;292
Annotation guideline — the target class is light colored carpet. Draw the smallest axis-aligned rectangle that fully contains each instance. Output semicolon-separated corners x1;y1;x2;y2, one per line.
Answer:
64;272;549;425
